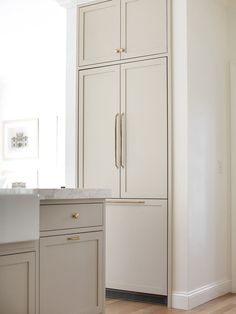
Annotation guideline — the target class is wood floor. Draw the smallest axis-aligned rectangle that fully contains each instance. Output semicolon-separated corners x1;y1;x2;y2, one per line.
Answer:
106;294;236;313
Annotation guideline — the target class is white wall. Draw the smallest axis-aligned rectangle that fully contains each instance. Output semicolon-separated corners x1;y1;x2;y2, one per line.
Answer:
187;0;230;295
172;0;231;309
231;63;236;291
228;1;236;293
0;0;66;188
172;0;189;301
65;6;77;188
63;0;93;188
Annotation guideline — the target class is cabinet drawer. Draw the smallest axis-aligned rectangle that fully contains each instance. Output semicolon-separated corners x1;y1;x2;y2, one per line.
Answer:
40;203;103;231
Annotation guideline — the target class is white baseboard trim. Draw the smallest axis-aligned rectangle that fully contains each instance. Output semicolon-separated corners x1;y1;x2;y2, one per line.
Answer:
172;279;231;310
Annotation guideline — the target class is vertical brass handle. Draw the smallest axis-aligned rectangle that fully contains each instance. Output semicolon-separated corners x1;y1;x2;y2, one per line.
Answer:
115;113;120;168
120;113;125;168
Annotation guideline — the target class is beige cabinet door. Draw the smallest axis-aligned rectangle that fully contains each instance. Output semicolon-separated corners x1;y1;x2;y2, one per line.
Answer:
79;0;120;66
120;58;168;198
79;66;120;198
121;0;167;59
106;199;167;295
40;232;104;314
0;252;36;314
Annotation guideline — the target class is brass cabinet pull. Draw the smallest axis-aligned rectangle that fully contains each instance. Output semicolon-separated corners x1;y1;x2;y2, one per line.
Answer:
115;48;125;53
106;200;145;205
67;235;80;241
120;113;125;168
72;213;80;219
115;113;120;168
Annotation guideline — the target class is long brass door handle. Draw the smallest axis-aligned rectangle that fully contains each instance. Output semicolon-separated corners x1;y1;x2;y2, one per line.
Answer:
115;113;120;168
120;113;125;168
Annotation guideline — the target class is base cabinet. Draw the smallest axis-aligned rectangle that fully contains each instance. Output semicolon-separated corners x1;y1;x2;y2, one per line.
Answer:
0;200;105;314
0;252;36;314
106;200;167;295
40;232;104;314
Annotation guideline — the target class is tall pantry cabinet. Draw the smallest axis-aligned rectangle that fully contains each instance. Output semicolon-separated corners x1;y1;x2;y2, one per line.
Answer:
78;0;171;300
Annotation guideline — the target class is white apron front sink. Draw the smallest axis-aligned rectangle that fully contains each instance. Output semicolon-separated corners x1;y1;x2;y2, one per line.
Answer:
0;194;39;244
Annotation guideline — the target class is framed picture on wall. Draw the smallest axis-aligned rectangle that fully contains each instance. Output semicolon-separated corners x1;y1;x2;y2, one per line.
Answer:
2;118;39;160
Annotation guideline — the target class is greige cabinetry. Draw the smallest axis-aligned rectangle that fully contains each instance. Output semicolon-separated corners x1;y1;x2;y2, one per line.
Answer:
106;200;167;295
40;233;103;314
39;200;105;314
79;66;120;198
0;200;105;314
79;58;167;199
120;0;167;59
0;242;38;314
78;0;171;301
79;0;120;66
79;0;167;66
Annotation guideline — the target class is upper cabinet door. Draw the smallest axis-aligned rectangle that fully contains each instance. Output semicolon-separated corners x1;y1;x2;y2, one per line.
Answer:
120;58;168;199
79;66;120;198
121;0;167;59
79;0;120;66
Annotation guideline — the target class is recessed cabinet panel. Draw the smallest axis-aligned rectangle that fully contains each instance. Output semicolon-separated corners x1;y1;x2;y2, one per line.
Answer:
121;0;167;60
121;58;168;198
79;66;120;197
79;0;120;66
106;200;167;295
40;232;103;314
0;252;36;314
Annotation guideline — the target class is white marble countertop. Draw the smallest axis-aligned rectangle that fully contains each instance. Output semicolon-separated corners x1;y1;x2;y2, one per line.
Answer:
0;188;111;200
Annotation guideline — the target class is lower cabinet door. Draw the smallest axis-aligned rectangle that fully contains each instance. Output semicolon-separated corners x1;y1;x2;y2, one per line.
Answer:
106;200;167;296
40;232;104;314
0;252;37;314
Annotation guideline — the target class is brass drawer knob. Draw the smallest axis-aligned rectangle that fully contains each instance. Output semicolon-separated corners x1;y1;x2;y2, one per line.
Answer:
72;213;80;219
115;48;120;53
119;48;125;53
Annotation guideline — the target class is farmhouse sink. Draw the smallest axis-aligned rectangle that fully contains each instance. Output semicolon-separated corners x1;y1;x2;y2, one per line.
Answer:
0;194;39;244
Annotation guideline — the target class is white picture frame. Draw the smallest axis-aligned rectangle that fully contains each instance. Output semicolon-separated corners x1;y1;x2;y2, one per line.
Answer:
2;118;39;160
